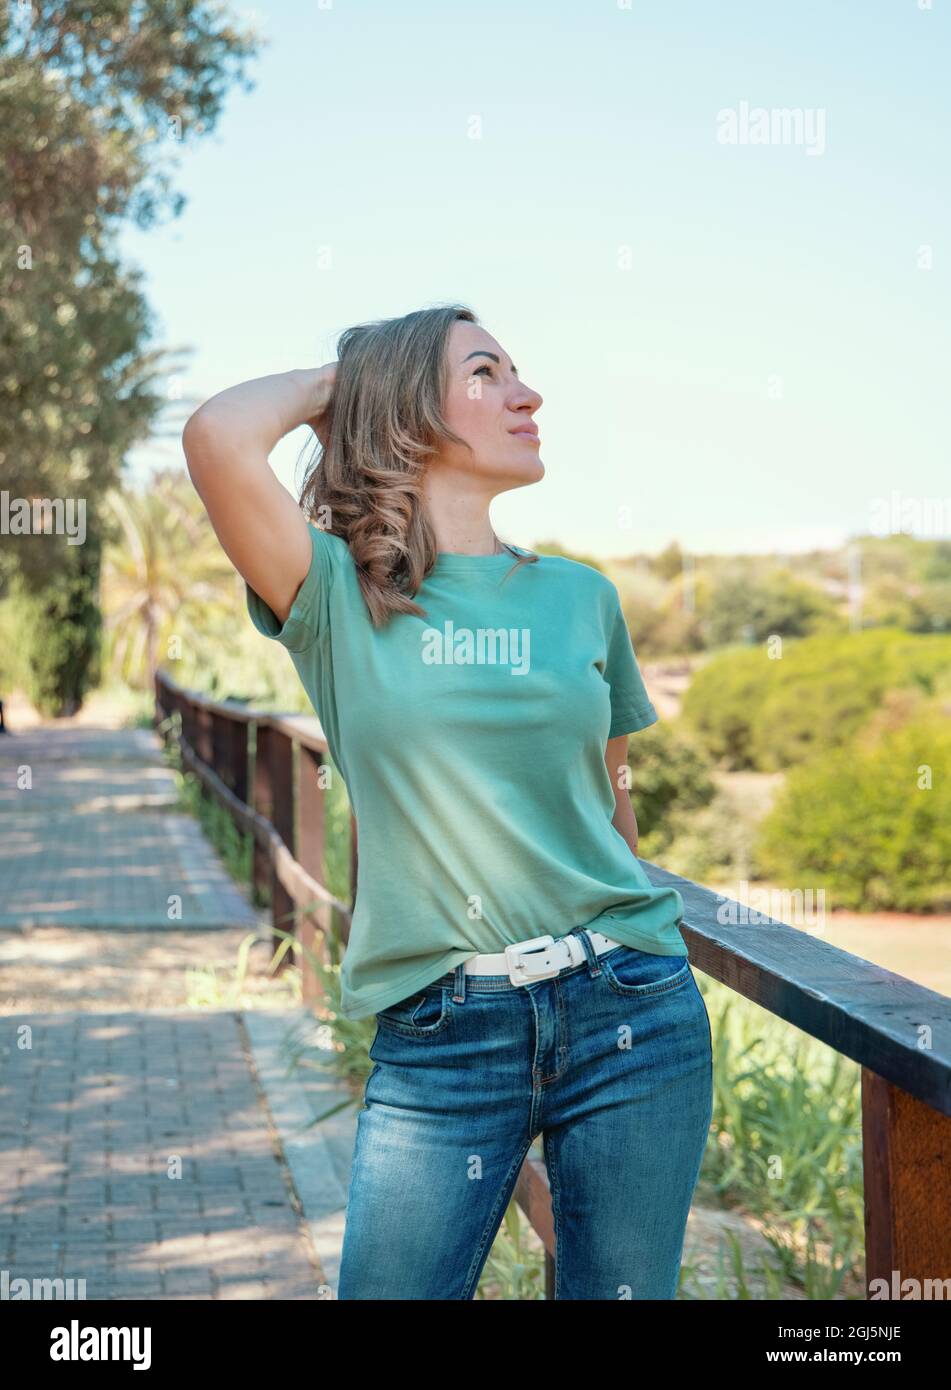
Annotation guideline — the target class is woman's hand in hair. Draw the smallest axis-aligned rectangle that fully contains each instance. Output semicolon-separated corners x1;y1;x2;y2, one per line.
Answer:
304;361;338;448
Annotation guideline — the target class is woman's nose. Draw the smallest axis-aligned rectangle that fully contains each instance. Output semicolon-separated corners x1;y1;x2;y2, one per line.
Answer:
513;383;543;410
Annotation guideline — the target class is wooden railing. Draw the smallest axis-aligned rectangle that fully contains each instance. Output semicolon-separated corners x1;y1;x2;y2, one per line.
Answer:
154;668;356;1001
154;667;951;1299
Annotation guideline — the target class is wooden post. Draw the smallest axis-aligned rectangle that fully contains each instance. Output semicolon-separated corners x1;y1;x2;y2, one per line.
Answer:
230;717;248;806
268;727;296;963
862;1069;951;1297
251;721;273;904
211;710;227;785
177;693;189;752
197;705;213;767
298;744;330;1004
513;1153;556;1298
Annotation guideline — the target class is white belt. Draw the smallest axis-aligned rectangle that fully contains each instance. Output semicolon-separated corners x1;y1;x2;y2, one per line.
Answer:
462;929;624;987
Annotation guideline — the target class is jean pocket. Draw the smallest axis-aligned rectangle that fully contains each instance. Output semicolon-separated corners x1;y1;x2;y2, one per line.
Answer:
375;985;452;1038
600;946;692;997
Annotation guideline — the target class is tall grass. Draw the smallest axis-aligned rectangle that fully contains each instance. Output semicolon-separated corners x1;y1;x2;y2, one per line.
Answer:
691;975;863;1299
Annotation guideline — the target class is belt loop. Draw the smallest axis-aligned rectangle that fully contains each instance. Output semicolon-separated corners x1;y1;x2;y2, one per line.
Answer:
452;961;467;1004
570;926;602;977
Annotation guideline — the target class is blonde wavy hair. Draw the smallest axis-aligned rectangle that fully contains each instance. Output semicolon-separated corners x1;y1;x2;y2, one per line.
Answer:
297;303;538;626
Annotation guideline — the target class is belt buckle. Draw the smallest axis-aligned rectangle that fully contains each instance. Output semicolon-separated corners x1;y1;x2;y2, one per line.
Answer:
504;934;560;986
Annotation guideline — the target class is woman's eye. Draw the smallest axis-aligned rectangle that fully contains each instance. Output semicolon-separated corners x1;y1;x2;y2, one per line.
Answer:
472;365;492;377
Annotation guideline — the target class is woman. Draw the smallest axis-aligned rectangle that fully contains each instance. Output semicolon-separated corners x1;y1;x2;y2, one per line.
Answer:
183;303;713;1300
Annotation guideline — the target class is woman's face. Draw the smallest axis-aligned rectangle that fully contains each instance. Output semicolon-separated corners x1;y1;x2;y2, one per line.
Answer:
437;320;544;488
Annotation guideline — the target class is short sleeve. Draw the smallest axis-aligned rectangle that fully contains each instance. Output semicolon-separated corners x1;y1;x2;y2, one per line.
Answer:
603;589;658;737
245;521;335;652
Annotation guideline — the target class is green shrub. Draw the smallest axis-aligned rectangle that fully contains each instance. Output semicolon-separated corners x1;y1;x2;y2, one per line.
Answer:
625;719;717;850
6;565;103;717
0;594;30;692
682;628;951;771
755;711;951;911
679;646;771;769
652;792;761;884
702;568;841;647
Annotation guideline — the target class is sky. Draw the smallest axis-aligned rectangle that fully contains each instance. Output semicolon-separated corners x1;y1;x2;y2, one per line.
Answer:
121;0;950;561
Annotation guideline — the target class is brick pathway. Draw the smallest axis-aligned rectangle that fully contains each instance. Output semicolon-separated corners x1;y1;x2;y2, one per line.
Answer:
0;1010;323;1299
0;716;352;1300
0;728;258;929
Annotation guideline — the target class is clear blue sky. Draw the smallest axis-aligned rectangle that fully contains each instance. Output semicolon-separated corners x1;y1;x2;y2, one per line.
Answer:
122;0;950;559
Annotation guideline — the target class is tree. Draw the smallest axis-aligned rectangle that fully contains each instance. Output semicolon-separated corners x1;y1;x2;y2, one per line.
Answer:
0;2;261;711
101;468;236;690
702;568;840;647
756;712;951;911
9;533;103;717
650;540;684;583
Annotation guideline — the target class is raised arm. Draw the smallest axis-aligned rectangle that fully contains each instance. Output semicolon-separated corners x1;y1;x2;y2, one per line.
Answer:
182;365;335;624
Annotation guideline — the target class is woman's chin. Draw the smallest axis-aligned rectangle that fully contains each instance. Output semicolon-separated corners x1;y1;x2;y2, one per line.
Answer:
478;453;545;489
511;445;544;478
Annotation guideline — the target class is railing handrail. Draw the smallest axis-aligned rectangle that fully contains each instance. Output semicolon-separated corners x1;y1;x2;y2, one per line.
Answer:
157;668;332;753
153;666;353;944
154;666;951;1115
649;862;951;1117
153;664;951;1294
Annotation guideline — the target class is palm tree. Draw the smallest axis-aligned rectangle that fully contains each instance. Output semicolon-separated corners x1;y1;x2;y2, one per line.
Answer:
101;468;237;689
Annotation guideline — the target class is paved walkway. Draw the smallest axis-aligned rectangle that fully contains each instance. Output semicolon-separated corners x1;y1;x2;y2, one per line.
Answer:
0;728;258;929
0;713;359;1300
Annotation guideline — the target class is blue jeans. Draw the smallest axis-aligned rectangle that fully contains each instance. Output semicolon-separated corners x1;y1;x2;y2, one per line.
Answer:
337;928;713;1300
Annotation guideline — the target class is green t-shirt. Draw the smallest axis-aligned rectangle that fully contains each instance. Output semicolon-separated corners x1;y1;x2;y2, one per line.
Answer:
246;523;687;1021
